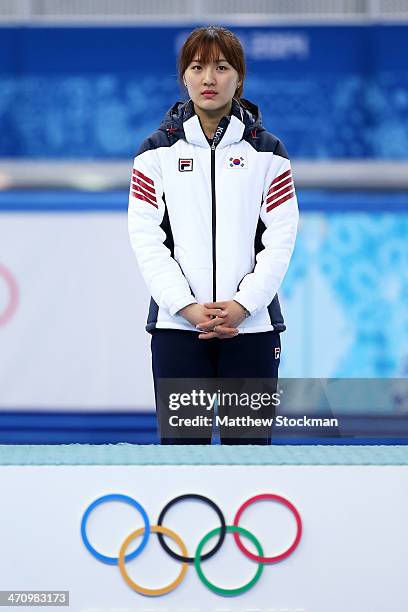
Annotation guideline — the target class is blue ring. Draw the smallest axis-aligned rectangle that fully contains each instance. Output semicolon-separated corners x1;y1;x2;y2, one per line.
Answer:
81;493;150;565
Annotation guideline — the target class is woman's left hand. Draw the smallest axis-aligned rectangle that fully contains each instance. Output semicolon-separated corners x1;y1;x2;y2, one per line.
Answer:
196;300;247;340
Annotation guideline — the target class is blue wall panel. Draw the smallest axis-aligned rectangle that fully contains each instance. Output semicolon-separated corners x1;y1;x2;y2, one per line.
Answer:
0;25;407;159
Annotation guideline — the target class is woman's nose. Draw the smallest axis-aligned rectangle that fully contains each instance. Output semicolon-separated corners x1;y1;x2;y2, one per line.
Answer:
202;68;216;85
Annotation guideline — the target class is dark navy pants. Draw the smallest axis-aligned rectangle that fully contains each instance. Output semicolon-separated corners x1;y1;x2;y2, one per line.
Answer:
151;329;281;445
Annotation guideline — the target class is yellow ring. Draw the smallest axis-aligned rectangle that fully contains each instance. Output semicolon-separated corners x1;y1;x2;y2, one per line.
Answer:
118;525;188;596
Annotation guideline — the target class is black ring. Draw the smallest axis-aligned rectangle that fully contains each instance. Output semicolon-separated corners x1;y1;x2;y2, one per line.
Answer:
157;494;226;563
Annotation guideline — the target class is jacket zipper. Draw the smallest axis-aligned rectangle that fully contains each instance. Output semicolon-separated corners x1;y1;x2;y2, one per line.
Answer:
209;120;226;303
211;141;216;302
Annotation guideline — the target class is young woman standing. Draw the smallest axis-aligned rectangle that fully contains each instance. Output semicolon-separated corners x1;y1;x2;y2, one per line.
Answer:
128;26;299;444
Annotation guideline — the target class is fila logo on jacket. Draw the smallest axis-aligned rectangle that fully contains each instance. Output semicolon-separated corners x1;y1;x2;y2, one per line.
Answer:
128;99;299;335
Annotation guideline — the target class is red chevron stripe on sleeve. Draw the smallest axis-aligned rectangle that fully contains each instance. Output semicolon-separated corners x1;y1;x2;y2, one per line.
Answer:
132;175;156;194
269;168;292;188
266;190;295;212
268;175;293;196
131;169;158;209
266;168;295;212
131;190;159;209
133;168;154;186
132;182;157;203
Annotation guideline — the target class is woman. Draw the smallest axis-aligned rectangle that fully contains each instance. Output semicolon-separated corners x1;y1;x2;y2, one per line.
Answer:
128;26;299;445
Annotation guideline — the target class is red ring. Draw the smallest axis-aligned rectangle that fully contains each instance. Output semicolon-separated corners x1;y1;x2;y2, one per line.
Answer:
0;264;19;326
233;493;302;563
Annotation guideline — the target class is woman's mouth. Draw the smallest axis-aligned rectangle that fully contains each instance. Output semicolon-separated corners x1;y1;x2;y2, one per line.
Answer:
202;92;217;98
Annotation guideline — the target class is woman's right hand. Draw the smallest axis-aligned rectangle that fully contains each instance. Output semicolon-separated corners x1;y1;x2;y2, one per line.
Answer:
178;303;238;338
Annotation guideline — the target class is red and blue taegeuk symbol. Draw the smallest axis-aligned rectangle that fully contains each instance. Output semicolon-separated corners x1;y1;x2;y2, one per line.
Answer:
229;156;245;167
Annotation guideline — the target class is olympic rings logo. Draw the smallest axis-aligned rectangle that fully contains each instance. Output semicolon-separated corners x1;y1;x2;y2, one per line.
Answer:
81;492;302;597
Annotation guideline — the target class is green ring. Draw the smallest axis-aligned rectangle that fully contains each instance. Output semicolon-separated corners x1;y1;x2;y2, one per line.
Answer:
194;525;264;596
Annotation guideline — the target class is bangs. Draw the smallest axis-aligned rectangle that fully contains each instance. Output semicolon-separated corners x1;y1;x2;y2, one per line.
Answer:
188;37;231;67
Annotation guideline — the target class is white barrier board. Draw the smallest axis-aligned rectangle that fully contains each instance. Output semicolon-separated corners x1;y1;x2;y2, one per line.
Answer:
0;213;153;409
0;464;406;611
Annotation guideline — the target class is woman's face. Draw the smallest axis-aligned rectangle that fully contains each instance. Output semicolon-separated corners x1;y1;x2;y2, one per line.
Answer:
183;51;240;114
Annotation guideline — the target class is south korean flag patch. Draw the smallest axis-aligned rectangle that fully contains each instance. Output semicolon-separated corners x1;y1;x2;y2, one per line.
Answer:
227;155;247;169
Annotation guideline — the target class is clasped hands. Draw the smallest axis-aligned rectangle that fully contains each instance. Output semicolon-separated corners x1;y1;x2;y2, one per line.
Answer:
178;300;247;340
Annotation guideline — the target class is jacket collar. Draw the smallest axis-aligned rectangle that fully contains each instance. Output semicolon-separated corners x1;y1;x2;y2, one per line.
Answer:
183;112;245;149
160;98;263;148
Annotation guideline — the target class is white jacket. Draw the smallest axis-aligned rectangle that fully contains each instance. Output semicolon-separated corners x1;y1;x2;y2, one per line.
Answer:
128;99;299;334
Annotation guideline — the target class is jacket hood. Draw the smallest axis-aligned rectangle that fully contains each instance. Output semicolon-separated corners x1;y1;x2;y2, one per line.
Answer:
158;98;265;141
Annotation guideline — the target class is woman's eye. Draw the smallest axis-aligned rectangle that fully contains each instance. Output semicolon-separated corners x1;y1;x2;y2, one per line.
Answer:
192;65;201;70
217;65;227;71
